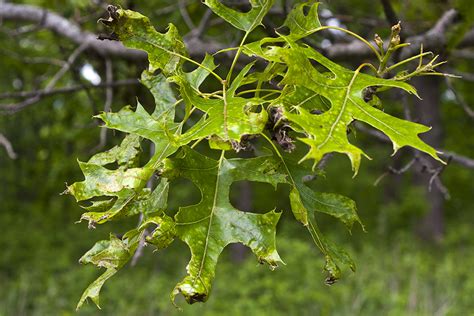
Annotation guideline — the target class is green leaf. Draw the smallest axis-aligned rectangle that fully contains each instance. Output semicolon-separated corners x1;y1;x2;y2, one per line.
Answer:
139;214;176;250
97;103;180;160
100;8;187;74
261;138;361;283
203;0;275;32
282;1;321;40
185;54;218;90
249;41;443;173
174;67;268;144
77;234;140;309
162;147;285;304
307;218;356;284
81;179;170;223
69;104;176;225
140;71;177;120
284;153;362;231
88;134;141;167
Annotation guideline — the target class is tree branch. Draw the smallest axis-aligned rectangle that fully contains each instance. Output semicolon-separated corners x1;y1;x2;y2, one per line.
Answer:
0;79;139;114
0;3;224;60
380;0;399;27
354;122;474;169
0;133;17;159
324;9;468;60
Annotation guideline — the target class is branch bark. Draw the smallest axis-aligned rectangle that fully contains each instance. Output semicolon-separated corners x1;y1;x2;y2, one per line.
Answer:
0;3;224;61
324;9;470;60
0;133;17;159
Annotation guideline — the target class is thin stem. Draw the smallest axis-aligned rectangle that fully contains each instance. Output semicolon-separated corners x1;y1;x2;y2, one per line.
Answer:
213;47;240;55
226;31;250;83
236;88;281;96
142;38;224;83
386;51;432;72
316;26;381;60
363;63;379;75
191;137;205;149
179;53;224;83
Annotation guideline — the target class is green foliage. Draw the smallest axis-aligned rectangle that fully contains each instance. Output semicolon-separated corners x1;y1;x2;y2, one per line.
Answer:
203;0;274;32
165;148;284;303
66;2;444;309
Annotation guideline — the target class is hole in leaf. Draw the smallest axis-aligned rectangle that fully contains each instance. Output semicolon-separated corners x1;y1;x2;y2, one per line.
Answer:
308;58;334;78
222;0;252;13
229;180;277;213
181;108;206;133
167;178;201;214
302;5;311;16
286;86;331;114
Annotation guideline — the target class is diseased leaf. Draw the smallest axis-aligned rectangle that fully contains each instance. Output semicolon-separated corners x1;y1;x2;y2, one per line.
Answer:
97;103;180;162
88;134;141;167
77;267;117;310
247;40;443;173
282;1;321;40
139;214;176;249
162;147;285;304
71;3;449;309
307;218;356;284
100;7;187;74
140;71;177;120
263;141;361;282
203;0;275;32
174;65;268;144
77;210;175;309
284;153;363;232
185;54;218;91
69;98;177;226
77;234;140;309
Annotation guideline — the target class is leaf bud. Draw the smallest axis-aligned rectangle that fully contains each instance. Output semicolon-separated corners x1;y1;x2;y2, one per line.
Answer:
374;34;384;48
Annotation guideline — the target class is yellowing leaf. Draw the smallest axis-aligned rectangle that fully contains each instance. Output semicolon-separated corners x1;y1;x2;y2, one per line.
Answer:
247;41;443;173
100;7;187;74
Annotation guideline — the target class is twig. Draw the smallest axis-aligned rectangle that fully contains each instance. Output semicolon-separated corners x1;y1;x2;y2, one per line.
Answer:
374;157;417;186
193;9;212;38
0;133;17;159
380;0;399;27
0;79;138;99
354;122;474;169
179;0;195;31
324;9;465;60
445;77;474;119
0;3;225;60
0;42;87;114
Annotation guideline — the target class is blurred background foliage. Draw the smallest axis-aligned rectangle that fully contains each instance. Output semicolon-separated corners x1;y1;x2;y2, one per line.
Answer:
0;0;473;315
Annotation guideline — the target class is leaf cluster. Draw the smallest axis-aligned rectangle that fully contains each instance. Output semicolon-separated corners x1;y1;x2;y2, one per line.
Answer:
68;1;444;309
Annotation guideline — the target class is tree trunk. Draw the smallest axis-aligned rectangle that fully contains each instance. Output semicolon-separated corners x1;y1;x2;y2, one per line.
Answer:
412;76;445;241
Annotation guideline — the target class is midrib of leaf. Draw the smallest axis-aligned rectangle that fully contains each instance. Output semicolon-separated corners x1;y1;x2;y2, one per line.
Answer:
349;97;401;135
317;64;367;150
250;0;268;31
133;34;223;82
195;150;226;283
289;15;307;34
176;215;211;226
296;184;345;210
307;218;328;255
